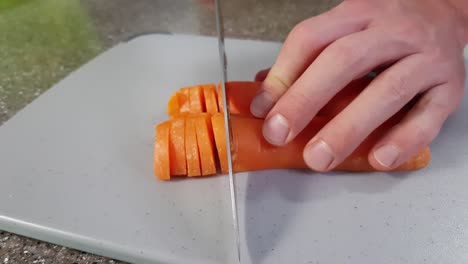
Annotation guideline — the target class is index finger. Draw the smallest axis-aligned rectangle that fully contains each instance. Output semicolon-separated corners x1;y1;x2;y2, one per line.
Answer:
250;1;371;117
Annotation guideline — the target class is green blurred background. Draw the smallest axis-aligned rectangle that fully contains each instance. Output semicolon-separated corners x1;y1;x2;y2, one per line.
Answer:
0;0;103;125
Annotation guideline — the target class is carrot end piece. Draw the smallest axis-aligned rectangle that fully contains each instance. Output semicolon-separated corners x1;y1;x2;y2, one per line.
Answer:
167;93;180;118
154;121;171;181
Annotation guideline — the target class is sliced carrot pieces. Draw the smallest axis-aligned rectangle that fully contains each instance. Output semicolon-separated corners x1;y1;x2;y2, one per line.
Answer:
178;87;190;113
189;85;205;113
167;93;180;118
154;121;171;181
203;84;219;114
169;118;186;175
185;116;201;177
211;113;228;174
194;114;217;176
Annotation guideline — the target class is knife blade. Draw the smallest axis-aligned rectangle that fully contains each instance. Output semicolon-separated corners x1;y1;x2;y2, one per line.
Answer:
214;0;241;262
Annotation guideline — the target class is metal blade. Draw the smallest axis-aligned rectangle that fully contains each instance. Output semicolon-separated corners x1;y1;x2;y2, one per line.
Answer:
214;0;241;262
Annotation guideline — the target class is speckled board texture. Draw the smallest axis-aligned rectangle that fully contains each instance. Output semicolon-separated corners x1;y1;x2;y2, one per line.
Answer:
0;0;340;263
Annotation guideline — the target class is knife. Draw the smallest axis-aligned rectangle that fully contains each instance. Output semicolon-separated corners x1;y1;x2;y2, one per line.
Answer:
214;0;241;262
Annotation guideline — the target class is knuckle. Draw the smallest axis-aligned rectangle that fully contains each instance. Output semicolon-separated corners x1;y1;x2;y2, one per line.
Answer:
328;38;363;68
395;20;425;47
442;84;464;115
424;83;464;115
324;121;363;160
384;74;413;103
413;122;438;144
264;73;292;100
289;19;314;42
286;89;315;113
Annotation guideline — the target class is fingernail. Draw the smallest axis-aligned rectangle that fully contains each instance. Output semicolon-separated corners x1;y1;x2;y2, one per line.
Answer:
263;114;290;145
250;91;275;118
374;145;400;168
304;139;334;171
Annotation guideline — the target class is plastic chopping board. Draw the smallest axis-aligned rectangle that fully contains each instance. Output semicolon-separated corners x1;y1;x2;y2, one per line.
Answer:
1;34;468;264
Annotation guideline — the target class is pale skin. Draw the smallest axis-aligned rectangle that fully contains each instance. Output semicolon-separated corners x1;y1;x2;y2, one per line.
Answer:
199;0;468;172
250;0;468;172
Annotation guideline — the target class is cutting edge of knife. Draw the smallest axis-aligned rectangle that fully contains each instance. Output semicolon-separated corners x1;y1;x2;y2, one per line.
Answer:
214;0;241;263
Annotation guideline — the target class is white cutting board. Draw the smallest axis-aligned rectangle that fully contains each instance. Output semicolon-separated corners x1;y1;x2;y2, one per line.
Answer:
1;34;468;264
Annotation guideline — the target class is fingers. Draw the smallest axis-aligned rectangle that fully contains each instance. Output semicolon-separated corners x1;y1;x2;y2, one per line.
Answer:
369;83;461;170
302;55;444;172
262;28;418;146
250;1;372;118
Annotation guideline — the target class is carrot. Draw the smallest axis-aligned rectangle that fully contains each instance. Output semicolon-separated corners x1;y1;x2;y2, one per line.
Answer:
189;85;205;113
167;93;180;118
211;114;229;173
203;84;219;114
185;116;202;177
178;87;190;113
169;118;186;175
217;81;262;116
154;121;171;180
211;113;430;173
167;82;262;117
194;114;217;176
155;78;431;180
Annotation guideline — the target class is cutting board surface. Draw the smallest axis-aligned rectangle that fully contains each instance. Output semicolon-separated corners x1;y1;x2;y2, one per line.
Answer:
1;34;468;264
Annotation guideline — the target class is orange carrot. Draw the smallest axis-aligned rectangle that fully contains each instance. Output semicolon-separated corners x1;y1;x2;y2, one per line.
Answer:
178;87;190;113
211;113;430;173
169;118;186;175
189;85;205;113
167;93;180;118
155;78;431;180
203;84;219;114
185;116;202;177
154;121;171;180
211;114;228;173
194;114;217;176
217;81;261;116
167;82;262;117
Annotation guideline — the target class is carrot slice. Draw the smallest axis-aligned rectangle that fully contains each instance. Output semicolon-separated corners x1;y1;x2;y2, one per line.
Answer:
203;84;219;114
167;93;180;118
185;116;202;177
177;87;190;113
211;114;228;173
154;121;171;180
169;118;186;175
194;114;217;176
189;85;205;113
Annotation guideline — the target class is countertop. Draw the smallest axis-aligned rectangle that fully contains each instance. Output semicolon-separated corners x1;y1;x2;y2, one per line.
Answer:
0;0;340;263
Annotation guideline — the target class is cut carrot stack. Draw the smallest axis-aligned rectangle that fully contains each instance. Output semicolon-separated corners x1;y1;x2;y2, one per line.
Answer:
168;81;262;117
154;79;431;181
167;79;374;118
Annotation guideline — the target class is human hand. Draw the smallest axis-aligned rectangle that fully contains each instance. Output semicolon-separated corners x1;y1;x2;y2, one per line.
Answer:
250;0;468;172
